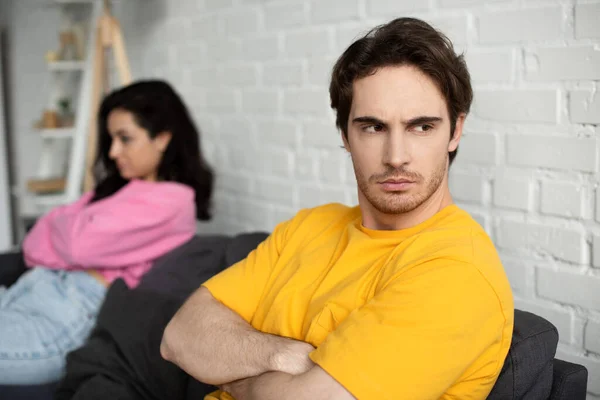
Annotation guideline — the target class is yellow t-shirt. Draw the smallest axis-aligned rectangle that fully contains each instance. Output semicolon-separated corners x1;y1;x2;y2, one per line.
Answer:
203;203;514;400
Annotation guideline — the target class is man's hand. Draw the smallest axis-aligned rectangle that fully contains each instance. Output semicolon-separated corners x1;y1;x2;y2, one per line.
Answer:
270;339;316;375
218;341;316;399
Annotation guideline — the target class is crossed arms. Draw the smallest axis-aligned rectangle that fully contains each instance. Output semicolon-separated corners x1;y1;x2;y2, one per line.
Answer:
160;258;505;399
160;286;356;400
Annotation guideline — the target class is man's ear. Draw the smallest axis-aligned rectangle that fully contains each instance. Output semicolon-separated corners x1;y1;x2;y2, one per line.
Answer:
341;130;351;152
155;131;173;153
448;114;466;152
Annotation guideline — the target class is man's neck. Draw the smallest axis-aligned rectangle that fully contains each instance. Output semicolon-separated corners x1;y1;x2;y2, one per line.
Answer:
360;186;454;231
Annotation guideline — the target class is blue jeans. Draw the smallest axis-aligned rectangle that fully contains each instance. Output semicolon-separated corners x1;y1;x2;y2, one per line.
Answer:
0;267;106;385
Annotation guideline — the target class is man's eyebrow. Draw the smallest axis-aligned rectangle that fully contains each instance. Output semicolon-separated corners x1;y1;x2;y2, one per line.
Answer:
403;116;443;126
352;116;388;127
352;115;443;127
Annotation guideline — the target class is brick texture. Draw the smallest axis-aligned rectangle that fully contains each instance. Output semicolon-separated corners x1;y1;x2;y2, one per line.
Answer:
478;7;563;44
498;220;585;264
474;90;558;123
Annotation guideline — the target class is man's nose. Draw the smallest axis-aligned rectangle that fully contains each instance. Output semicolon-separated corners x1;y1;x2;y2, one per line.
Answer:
382;130;411;168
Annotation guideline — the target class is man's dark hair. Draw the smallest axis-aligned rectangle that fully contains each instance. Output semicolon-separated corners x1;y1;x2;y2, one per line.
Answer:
329;17;473;165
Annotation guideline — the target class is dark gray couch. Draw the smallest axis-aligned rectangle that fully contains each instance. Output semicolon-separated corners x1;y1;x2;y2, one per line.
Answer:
0;234;589;399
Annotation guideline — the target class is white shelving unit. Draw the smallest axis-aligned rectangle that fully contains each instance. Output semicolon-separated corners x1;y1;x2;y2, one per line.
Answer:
22;0;103;220
39;127;76;139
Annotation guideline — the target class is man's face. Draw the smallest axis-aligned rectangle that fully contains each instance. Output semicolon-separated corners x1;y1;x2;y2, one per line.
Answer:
344;65;462;216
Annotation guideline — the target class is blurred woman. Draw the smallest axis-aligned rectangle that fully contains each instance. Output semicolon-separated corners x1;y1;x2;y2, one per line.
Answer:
0;80;214;385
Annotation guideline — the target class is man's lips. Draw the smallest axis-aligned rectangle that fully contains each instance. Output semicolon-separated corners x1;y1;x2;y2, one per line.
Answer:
379;178;416;191
381;178;414;184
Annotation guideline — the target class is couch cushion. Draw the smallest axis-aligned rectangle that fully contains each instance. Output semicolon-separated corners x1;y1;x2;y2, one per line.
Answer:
225;232;269;267
0;251;27;287
488;309;558;400
138;232;269;301
550;359;588;400
138;235;231;300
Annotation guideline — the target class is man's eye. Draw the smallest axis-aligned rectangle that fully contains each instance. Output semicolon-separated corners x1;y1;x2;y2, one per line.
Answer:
413;124;433;133
364;124;384;133
120;136;131;143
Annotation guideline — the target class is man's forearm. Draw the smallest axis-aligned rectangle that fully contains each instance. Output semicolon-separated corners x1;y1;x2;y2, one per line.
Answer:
160;286;313;385
222;366;355;400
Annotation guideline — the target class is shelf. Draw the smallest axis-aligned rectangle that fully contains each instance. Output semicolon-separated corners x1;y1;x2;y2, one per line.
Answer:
27;178;66;194
47;61;85;71
38;127;75;139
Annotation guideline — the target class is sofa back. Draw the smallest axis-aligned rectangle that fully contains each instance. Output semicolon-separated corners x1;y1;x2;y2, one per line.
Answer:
488;310;558;399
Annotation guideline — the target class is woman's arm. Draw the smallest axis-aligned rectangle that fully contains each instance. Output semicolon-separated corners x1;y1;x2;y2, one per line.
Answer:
23;182;196;269
22;192;94;268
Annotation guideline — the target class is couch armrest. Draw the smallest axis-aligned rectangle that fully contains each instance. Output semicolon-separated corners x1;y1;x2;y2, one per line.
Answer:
0;250;26;287
550;359;588;400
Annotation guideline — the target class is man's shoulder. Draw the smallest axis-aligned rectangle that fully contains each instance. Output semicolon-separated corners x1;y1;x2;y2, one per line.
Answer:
406;206;490;253
289;203;360;229
396;206;511;301
275;203;360;249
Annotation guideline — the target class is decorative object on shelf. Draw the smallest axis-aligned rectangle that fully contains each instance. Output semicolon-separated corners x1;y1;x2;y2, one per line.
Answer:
58;97;75;127
45;50;59;63
42;109;60;129
58;30;79;61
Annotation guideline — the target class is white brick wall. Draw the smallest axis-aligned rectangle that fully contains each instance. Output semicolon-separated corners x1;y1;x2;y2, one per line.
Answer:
493;176;532;211
366;0;429;16
465;51;513;83
263;61;304;86
498;220;585;264
575;3;600;39
540;181;585;219
587;320;600;355
265;2;307;30
458;132;498;165
312;0;361;22
449;172;486;204
507;135;597;173
570;91;600;125
478;7;563;44
526;46;600;81
538;270;600;311
474;90;558;123
112;1;600;396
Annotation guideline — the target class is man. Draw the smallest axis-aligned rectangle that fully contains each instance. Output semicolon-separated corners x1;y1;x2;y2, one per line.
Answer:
161;17;514;400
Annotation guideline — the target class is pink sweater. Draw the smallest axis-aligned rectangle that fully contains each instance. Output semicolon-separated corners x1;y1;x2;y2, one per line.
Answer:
22;180;197;288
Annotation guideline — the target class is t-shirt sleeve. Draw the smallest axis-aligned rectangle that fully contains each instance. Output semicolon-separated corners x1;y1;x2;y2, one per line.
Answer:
201;218;293;324
309;261;510;400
